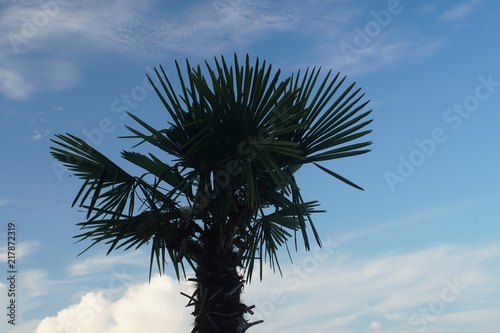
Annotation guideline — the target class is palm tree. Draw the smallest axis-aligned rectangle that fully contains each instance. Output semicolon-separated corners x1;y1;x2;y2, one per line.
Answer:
50;54;372;333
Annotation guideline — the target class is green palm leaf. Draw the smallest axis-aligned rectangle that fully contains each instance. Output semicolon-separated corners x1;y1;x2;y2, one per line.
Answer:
51;54;372;284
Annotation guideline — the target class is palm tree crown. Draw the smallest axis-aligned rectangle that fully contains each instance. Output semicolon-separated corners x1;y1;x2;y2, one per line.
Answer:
51;54;372;332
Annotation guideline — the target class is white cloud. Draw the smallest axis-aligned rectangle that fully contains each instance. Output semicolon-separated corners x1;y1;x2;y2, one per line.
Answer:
1;268;53;330
68;251;147;276
370;321;382;330
0;0;294;100
18;240;41;258
336;198;471;244
153;0;295;55
31;243;500;333
438;0;480;22
35;274;192;333
0;67;34;100
0;198;13;206
30;129;51;141
420;4;437;15
326;31;444;77
0;240;40;263
243;243;500;332
0;0;451;100
288;1;446;77
22;269;49;298
2;320;41;333
31;130;43;141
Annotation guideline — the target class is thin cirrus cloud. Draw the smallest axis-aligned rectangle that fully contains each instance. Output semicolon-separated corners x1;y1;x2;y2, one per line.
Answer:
0;0;294;101
0;198;14;207
243;243;500;332
0;0;460;100
68;251;148;276
0;0;148;100
0;240;40;263
297;1;446;77
332;35;444;76
0;67;34;100
438;0;481;22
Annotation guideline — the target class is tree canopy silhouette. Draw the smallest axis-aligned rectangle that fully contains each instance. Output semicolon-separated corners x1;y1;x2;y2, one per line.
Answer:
51;54;373;332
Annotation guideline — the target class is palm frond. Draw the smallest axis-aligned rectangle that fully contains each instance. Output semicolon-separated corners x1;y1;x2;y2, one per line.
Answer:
51;54;373;284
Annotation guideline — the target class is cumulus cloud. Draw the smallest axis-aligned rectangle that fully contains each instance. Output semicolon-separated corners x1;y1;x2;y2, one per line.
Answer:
35;274;192;333
6;320;42;333
32;243;500;333
438;0;480;22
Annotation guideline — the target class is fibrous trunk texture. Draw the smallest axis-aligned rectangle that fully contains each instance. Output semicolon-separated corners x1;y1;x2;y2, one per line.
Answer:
185;229;262;333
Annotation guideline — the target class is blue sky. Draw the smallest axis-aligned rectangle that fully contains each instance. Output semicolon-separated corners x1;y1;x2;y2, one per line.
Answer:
1;0;500;332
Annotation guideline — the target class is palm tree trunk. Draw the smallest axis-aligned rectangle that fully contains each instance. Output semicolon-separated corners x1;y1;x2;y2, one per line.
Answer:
188;228;250;333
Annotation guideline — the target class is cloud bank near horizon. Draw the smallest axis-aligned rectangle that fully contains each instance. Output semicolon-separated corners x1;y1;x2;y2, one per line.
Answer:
31;243;500;333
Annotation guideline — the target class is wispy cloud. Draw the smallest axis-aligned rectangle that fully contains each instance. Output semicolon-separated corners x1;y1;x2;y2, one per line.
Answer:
438;0;481;22
244;243;500;332
290;1;445;76
21;269;50;298
0;198;13;206
0;240;40;263
369;321;382;331
0;0;144;100
17;240;41;258
68;251;147;276
335;35;443;76
1;0;445;102
336;197;479;244
0;67;34;100
30;129;51;141
31;130;43;141
0;0;453;101
0;268;51;319
0;0;293;100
